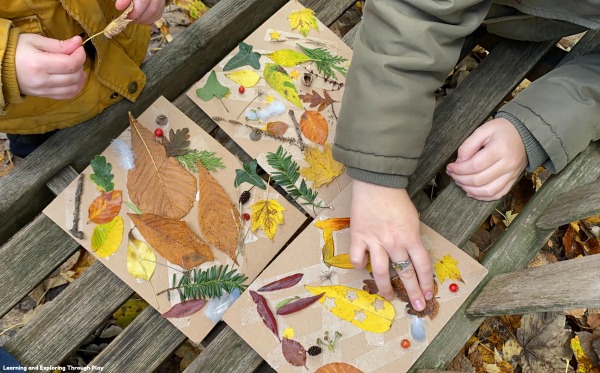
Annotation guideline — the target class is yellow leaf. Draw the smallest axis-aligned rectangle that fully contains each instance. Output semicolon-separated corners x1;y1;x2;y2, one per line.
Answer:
268;49;312;67
502;339;522;361
91;216;124;258
126;233;156;281
315;217;350;264
324;254;353;269
263;63;303;108
283;327;295;339
306;285;395;333
225;70;261;88
287;8;319;38
290;70;300;80
571;336;594;373
502;210;518;226
300;144;345;188
434;254;464;284
314;217;350;231
270;30;281;41
251;198;286;240
321;227;335;263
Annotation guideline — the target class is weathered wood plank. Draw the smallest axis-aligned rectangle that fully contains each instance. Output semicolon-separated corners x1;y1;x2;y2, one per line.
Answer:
3;262;133;366
467;254;600;316
89;307;187;372
407;39;557;196
418;370;465;373
409;143;600;372
45;166;79;196
537;179;600;229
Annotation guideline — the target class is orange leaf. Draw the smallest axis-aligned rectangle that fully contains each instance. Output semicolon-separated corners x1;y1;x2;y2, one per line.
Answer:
88;190;123;224
315;362;363;373
265;121;289;136
314;217;350;231
127;114;198;220
563;222;584;259
300;111;328;145
129;213;214;270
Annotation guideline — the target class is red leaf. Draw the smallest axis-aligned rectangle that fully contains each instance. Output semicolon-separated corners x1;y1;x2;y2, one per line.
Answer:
258;273;303;292
282;338;307;368
88;190;123;224
277;292;324;315
250;290;280;342
161;299;207;318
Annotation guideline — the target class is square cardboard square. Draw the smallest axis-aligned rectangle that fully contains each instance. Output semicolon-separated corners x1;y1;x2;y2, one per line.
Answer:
224;185;488;372
186;1;353;215
43;96;307;343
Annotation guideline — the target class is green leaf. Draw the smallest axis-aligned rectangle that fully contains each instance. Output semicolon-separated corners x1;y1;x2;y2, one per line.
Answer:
90;155;115;192
176;149;225;173
297;44;347;79
126;201;142;215
223;41;261;71
196;71;230;101
263;63;303;108
234;159;266;190
91;216;124;258
268;49;313;67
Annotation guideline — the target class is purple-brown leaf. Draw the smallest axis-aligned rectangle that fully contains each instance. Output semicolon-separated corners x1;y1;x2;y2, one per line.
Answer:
250;290;280;342
258;273;303;292
282;338;307;368
277;292;324;315
161;299;207;318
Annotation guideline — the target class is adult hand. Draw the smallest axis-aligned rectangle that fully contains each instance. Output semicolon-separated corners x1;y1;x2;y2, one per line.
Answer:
447;118;527;201
349;179;434;311
15;34;86;100
115;0;166;25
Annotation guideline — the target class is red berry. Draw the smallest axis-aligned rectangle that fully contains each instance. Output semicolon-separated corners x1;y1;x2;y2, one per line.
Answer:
449;283;459;292
401;339;410;349
238;85;245;94
154;128;163;137
242;213;251;221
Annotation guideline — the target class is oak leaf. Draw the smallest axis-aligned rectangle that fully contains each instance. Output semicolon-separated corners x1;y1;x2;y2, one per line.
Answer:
88;190;123;224
91;216;124;258
300;144;345;188
250;198;285;240
164;128;191;157
300;111;328;145
287;8;319;37
434;254;464;283
127;113;197;220
126;232;156;281
89;155;115;192
315;362;363;373
197;162;241;263
300;89;336;112
129;213;214;270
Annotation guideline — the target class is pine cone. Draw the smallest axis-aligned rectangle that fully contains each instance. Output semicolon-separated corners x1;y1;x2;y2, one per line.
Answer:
307;346;322;356
239;190;251;205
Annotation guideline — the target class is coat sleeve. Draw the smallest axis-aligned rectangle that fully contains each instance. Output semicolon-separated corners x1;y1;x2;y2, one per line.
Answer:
496;45;600;173
0;18;22;112
332;0;492;188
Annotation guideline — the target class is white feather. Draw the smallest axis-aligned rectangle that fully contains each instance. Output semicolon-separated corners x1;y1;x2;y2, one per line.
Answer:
246;100;286;121
110;138;135;171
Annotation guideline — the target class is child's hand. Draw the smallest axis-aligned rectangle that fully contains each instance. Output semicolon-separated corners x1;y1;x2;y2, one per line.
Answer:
115;0;166;25
349;180;434;311
447;118;527;201
15;34;86;100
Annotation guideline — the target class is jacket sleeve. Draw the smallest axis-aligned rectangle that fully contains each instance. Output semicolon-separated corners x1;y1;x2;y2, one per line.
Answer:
0;18;22;111
333;0;492;188
496;45;600;174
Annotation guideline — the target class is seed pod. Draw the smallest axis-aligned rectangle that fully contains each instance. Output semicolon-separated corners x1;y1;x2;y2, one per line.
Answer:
239;190;251;205
303;72;313;86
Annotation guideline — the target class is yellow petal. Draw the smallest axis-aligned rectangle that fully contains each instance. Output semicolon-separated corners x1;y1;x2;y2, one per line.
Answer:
290;70;300;80
283;327;295;339
434;254;464;284
127;235;156;281
225;70;261;88
91;216;124;258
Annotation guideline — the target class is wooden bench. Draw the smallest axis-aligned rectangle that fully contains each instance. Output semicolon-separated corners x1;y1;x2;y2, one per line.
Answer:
1;1;599;372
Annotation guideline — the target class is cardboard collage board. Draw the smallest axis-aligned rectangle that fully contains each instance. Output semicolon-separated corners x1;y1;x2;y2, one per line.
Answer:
43;97;307;343
224;185;488;372
186;1;353;215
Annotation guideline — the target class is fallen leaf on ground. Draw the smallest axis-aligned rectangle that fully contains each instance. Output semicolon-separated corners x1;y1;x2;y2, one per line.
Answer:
300;144;345;188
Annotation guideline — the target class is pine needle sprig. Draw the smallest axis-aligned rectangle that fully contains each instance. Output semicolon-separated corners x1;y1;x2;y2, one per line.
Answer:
266;145;329;215
158;264;248;302
177;149;225;172
297;44;348;79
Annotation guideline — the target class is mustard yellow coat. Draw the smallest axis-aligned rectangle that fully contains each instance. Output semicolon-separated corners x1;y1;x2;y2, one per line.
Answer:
0;0;150;134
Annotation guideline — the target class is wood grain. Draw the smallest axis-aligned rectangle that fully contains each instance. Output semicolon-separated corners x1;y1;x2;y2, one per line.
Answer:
537;179;600;229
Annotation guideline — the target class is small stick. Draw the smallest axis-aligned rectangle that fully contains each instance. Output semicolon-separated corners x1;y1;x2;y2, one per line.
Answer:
288;110;306;151
70;174;84;239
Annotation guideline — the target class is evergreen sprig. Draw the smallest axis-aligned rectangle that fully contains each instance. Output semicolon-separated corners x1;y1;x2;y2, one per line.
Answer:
266;145;324;212
176;149;225;173
162;264;248;302
297;44;348;79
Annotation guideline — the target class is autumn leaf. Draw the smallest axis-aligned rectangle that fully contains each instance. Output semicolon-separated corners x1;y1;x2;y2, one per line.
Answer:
196;71;230;111
321;226;335;263
127;114;198;220
225;70;261;88
300;89;336;112
306;285;395;333
315;218;350;263
223;41;261;71
315;363;364;373
164;128;191;157
263;63;303;108
197;161;241;263
234;159;266;190
282;338;307;368
126;232;156;281
300;111;328;145
572;336;594;373
300;144;345;188
84;3;133;44
434;254;464;284
129;213;214;270
91;216;124;258
363;277;439;319
287;8;319;37
250;198;286;240
88;190;123;224
324;254;354;269
268;49;313;67
265;121;289;136
89;155;114;192
161;299;207;319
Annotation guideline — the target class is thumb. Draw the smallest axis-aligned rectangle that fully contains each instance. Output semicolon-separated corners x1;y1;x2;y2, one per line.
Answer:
456;125;493;163
115;0;132;11
32;35;82;54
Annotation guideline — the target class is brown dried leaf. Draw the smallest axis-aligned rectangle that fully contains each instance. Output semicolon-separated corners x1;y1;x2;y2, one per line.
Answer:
129;213;214;270
300;111;328;145
299;144;345;188
265;121;289;136
282;337;307;368
315;362;364;373
164;128;191;157
104;3;134;38
88;190;122;224
127;113;197;219
197;161;240;263
300;89;336;112
363;277;440;319
564;222;584;259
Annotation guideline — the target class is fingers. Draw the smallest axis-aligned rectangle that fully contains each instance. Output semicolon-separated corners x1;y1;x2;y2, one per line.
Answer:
126;0;164;24
37;79;86;100
447;146;500;176
46;70;87;87
29;35;82;55
407;239;434;301
369;245;394;300
458;172;516;200
45;46;86;74
115;0;132;10
349;239;368;270
455;124;494;163
450;161;506;188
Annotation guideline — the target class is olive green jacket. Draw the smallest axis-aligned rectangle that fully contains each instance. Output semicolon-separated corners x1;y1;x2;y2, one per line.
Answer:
0;1;150;134
333;0;600;187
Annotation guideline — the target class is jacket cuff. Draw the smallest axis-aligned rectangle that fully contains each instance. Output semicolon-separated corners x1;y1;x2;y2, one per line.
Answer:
495;111;550;172
1;27;22;104
346;167;409;188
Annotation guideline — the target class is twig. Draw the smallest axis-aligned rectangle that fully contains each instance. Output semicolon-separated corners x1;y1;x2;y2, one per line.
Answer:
0;323;23;337
236;90;265;120
212;116;302;148
70;174;84;239
288;110;306;151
